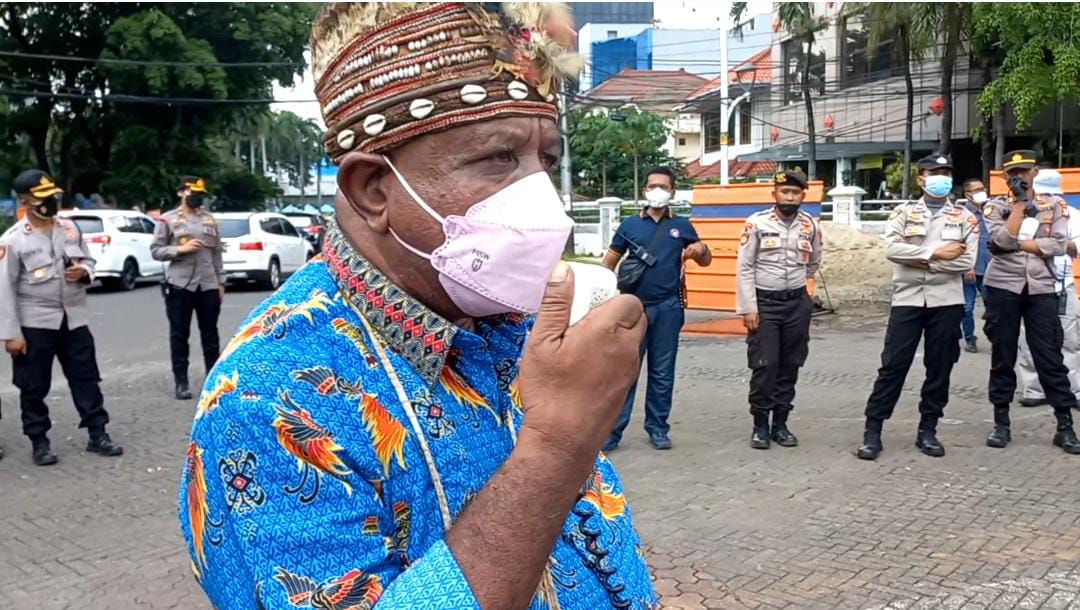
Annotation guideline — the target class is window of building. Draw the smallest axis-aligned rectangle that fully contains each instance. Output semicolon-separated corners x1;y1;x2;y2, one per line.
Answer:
678;137;687;146
782;39;825;105
739;102;752;145
607;30;618;39
703;112;728;154
839;15;900;89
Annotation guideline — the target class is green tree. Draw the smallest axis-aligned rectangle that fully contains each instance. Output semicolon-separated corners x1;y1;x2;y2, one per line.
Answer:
212;166;280;212
569;111;628;197
974;3;1080;130
263;111;324;193
568;107;680;201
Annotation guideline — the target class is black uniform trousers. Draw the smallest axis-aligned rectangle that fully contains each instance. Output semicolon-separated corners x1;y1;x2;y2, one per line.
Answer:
165;286;221;381
12;317;108;439
747;289;813;416
984;285;1076;411
865;305;964;425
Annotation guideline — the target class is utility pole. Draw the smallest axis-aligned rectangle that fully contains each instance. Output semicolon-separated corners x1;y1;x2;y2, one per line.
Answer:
560;83;573;211
719;0;731;185
316;157;323;207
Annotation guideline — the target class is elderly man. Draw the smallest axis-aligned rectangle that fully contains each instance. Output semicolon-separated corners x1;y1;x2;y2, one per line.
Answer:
178;4;655;610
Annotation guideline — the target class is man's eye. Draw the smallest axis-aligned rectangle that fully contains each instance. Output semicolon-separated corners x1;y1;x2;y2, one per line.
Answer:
540;153;558;169
489;150;515;164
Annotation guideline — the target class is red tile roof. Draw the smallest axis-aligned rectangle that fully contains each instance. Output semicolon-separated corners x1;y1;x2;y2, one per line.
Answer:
685;48;773;101
686;159;777;180
587;69;709;109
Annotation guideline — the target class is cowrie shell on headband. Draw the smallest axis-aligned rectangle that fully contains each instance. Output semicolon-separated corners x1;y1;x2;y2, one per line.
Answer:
336;129;356;150
460;84;487;104
363;114;386;136
410;98;435;119
507;81;529;100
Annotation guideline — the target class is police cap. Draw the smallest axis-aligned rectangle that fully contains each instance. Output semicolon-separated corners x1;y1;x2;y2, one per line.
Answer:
917;154;953;172
178;176;208;193
1002;149;1038;171
13;169;63;199
773;169;808;189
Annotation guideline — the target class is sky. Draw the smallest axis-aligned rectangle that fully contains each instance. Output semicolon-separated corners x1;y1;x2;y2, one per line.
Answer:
270;1;775;127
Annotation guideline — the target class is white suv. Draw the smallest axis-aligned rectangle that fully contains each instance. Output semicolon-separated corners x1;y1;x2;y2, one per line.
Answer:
59;209;166;290
215;212;310;290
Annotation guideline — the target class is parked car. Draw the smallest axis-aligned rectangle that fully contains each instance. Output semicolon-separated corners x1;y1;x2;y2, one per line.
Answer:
58;209;165;291
214;212;310;290
284;211;328;255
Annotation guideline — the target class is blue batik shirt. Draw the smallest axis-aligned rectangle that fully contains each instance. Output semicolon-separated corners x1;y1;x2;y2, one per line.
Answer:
178;220;657;610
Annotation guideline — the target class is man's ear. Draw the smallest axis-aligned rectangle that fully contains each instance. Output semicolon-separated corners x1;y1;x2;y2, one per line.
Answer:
338;152;391;234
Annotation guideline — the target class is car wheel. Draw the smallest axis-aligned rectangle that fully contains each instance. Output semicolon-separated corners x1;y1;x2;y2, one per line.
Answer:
261;258;281;290
119;258;139;291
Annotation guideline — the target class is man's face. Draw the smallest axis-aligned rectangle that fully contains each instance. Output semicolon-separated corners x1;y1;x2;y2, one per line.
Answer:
917;168;952;191
964;180;986;200
773;185;805;204
380;117;560;254
1005;167;1036;186
644;173;674;196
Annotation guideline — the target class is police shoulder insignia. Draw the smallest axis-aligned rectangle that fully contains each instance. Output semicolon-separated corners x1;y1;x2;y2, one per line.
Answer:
1061;201;1070;217
983;203;996;217
739;232;749;246
966;215;977;225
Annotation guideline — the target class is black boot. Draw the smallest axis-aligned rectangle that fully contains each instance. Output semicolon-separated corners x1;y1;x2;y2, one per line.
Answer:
30;435;58;466
987;404;1011;448
770;410;798;447
175;378;192;400
857;419;883;460
751;413;770;449
87;428;124;457
915;430;945;457
1053;411;1080;455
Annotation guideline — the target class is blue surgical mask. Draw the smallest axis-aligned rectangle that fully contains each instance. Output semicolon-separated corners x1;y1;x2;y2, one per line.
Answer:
924;175;953;198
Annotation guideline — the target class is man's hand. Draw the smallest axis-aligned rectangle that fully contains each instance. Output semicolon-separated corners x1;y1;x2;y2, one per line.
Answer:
932;243;966;261
64;265;88;282
742;313;760;332
219;284;226;301
964;270;976;282
177;239;204;255
683;242;705;262
1069;242;1078;257
5;338;27;355
517;262;647;459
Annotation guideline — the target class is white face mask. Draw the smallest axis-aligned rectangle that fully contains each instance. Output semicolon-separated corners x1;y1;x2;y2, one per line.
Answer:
970;191;988;204
645;187;672;208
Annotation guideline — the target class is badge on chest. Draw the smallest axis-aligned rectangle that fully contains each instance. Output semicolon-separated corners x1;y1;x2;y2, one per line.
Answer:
940;222;962;242
903;224;926;237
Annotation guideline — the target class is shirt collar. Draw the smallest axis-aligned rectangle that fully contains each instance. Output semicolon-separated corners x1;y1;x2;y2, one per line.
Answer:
322;219;466;386
639;207;674;219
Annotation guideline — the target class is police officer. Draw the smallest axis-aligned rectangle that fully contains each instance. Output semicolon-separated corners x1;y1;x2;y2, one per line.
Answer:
1016;169;1080;406
736;169;822;449
151;176;225;400
982;151;1080;454
857;154;977;460
601;166;712;451
0;170;123;465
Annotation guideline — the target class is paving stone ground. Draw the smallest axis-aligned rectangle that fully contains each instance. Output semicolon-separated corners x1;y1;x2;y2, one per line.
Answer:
2;289;1079;610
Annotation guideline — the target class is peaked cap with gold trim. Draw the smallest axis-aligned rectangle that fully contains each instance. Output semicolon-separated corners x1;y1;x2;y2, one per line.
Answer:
311;2;581;163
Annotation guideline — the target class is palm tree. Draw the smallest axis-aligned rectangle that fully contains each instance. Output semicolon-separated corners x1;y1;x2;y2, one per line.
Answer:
935;3;972;156
856;3;937;199
776;3;829;180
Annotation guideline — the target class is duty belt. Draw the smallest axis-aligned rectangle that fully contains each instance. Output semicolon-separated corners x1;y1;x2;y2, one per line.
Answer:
756;287;806;301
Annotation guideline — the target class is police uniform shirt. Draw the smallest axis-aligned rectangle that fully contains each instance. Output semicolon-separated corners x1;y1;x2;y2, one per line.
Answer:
735;209;822;314
151;207;225;291
983;195;1069;295
609;208;702;305
883;198;978;308
0;217;97;340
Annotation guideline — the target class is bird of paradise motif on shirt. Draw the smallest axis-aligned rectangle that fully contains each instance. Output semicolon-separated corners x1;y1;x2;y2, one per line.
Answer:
390;500;412;568
580;469;626;522
272;567;383;610
195;370;239;419
331;318;380;369
220;290;333;361
272;391;353;504
359;392;407;477
440;349;500;423
293;366;363;398
185;441;223;570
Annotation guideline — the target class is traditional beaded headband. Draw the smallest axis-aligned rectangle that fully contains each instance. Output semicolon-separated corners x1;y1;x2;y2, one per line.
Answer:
311;2;580;163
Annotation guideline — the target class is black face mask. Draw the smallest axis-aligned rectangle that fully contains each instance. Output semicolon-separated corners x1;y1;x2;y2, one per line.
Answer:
777;204;800;217
32;196;59;218
187;193;205;208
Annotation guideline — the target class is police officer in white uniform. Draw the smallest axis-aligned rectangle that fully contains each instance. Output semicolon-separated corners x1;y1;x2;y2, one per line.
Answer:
1016;168;1080;405
0;170;123;465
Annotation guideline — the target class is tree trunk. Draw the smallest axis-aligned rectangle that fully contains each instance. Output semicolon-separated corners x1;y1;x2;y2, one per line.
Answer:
249;139;256;172
993;108;1005;168
235;140;241;163
802;38;816;180
901;30;914;200
938;5;959;155
260;135;268;175
601;160;608;198
979;57;994;184
633;150;639;205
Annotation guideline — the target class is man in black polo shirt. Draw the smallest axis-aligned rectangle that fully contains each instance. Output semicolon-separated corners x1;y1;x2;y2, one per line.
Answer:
601;166;712;450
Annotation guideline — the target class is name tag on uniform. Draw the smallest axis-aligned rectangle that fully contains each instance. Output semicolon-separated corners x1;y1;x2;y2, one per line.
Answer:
941;223;962;241
761;237;781;249
904;224;926;237
1019;218;1038;240
797;239;812;252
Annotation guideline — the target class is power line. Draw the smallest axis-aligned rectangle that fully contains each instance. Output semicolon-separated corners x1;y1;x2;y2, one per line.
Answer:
0;49;303;69
0;86;317;105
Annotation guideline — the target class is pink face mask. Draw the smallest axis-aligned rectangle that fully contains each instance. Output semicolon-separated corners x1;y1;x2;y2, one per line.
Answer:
384;156;574;318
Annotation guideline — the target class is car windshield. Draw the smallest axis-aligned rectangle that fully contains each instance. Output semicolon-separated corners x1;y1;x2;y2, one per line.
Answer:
70;217;105;234
218;218;251;238
286;215;313;228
